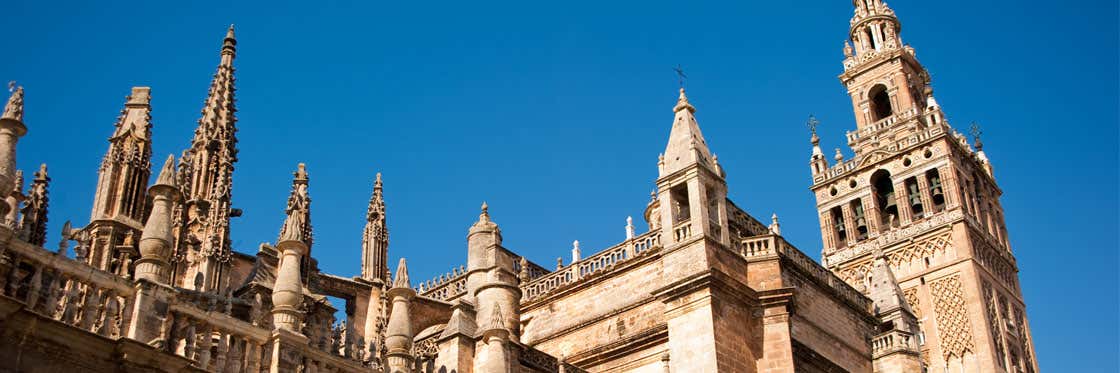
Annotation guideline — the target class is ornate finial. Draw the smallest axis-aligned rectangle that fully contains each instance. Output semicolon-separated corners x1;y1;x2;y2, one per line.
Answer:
650;190;657;201
518;257;530;282
769;213;781;235
969;122;983;150
807;115;821;145
374;172;382;188
2;83;24;122
625;216;635;239
392;258;410;289
673;87;696;113
479;201;490;222
556;257;563;270
294;163;309;182
834;148;844;162
571;240;581;262
843;40;853;58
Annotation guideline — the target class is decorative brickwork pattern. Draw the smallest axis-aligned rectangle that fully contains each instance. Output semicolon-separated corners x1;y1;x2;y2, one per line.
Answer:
903;287;921;318
981;280;1005;368
930;274;974;360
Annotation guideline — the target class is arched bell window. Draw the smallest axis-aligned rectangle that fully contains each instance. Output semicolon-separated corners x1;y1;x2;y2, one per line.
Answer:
926;169;945;213
871;169;899;229
869;85;893;121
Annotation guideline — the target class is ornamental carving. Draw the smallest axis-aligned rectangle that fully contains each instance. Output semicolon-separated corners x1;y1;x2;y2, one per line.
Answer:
930;274;974;360
903;287;921;318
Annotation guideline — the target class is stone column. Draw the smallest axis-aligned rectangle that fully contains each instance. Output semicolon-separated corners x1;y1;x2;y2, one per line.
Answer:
385;258;415;373
136;155;179;283
271;236;307;330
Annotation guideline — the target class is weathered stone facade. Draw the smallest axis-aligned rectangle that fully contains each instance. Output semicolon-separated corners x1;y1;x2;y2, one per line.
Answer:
0;1;1038;372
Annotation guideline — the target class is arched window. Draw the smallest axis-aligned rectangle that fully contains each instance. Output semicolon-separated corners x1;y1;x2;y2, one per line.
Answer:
869;85;893;121
871;169;899;229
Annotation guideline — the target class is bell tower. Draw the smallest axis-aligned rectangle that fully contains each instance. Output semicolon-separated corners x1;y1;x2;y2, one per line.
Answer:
654;88;730;248
810;1;1038;372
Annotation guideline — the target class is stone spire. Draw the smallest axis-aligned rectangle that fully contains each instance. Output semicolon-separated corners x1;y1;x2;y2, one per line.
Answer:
868;252;913;318
361;172;389;282
86;87;154;273
660;88;717;177
19;164;49;246
385;257;416;372
136;155;180;283
174;26;241;291
0;84;28;216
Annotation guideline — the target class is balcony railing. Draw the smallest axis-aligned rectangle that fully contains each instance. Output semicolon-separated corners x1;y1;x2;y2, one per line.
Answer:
522;230;661;302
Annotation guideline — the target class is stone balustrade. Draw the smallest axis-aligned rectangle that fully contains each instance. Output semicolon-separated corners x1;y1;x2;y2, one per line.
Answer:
420;273;467;302
740;234;778;258
871;329;917;358
672;221;691;242
0;230;137;339
0;225;372;372
522;230;661;302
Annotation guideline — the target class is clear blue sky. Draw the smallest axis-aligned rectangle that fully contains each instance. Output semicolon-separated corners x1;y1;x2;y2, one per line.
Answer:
5;0;1117;370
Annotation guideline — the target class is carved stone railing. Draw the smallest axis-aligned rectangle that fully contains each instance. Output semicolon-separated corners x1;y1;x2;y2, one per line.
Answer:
421;274;467;302
0;231;137;339
162;306;270;372
740;234;778;258
417;265;466;295
871;330;918;358
522;231;661;302
0;226;372;372
735;234;871;313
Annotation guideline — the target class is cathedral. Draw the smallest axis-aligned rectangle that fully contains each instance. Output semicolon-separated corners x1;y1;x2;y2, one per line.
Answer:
0;1;1038;372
